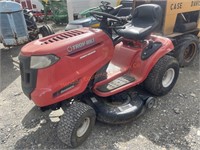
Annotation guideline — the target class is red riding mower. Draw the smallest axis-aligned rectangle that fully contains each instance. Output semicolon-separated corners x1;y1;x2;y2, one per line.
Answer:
19;4;180;148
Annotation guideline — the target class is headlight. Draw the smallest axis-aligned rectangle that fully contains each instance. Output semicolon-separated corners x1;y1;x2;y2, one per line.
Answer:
65;24;83;31
30;55;59;69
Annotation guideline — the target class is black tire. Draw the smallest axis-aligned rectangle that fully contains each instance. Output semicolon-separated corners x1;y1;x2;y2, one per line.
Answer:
37;16;44;23
57;102;96;148
39;25;55;37
173;34;199;67
144;55;179;96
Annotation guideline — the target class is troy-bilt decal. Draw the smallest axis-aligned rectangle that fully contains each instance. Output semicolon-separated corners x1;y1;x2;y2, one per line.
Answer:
67;38;96;55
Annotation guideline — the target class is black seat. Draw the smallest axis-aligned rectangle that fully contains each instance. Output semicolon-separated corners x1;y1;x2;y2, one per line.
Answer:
116;7;132;17
117;4;162;40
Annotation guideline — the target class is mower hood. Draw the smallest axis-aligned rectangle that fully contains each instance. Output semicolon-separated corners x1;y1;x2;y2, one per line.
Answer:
21;28;105;57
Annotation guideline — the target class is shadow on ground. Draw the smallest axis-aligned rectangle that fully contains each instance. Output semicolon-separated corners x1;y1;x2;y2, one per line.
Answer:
0;46;21;92
14;98;199;150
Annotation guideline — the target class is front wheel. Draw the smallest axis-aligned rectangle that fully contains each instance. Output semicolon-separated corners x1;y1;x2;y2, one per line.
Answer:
57;102;96;148
144;55;179;96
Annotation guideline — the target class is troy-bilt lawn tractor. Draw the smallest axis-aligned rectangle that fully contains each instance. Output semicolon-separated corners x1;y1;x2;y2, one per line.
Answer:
19;4;180;148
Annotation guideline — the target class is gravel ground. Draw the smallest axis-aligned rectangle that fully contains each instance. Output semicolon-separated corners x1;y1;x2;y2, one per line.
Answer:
0;25;200;150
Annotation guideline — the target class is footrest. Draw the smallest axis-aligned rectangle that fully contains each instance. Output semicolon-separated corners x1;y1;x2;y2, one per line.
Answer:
97;74;135;92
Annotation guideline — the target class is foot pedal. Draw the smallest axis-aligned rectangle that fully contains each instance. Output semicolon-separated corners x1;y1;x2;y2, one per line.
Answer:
97;74;135;92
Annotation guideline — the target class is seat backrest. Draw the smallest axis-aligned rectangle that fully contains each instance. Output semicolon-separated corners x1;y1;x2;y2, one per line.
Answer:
116;7;132;17
132;4;162;28
116;4;163;41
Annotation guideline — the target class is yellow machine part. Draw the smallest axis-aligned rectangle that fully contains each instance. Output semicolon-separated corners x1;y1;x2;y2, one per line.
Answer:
117;0;122;6
163;0;200;35
42;0;49;4
90;23;101;28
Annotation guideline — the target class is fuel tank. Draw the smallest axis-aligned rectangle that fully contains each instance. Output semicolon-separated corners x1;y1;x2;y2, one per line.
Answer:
19;28;114;107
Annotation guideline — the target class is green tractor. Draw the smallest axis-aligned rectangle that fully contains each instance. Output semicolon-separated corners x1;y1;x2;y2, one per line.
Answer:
79;6;101;18
42;0;68;24
65;0;133;30
77;0;122;18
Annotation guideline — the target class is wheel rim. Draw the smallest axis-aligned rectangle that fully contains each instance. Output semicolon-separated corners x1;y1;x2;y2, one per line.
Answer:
162;68;175;88
146;97;155;109
77;117;90;138
183;42;196;63
148;101;154;108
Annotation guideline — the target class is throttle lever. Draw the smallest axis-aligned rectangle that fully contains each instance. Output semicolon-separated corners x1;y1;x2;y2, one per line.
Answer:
109;26;126;29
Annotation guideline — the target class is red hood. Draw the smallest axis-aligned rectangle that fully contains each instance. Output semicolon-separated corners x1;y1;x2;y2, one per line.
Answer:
20;28;108;58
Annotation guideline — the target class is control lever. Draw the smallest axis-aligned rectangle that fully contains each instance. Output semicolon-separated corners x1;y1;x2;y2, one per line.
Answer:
109;26;125;29
147;40;154;49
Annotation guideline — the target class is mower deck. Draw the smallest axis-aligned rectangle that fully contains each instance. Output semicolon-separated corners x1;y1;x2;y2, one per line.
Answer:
89;91;154;124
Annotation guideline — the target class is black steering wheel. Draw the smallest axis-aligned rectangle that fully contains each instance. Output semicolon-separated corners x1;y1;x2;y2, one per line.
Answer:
99;1;114;12
101;1;110;6
90;11;123;26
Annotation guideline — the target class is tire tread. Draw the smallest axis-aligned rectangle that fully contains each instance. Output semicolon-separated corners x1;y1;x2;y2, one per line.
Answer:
57;102;95;147
144;55;179;96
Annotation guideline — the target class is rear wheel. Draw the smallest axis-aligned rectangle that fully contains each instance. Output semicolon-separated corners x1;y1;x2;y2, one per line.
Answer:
144;55;179;96
57;102;96;148
174;34;199;67
39;25;55;37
